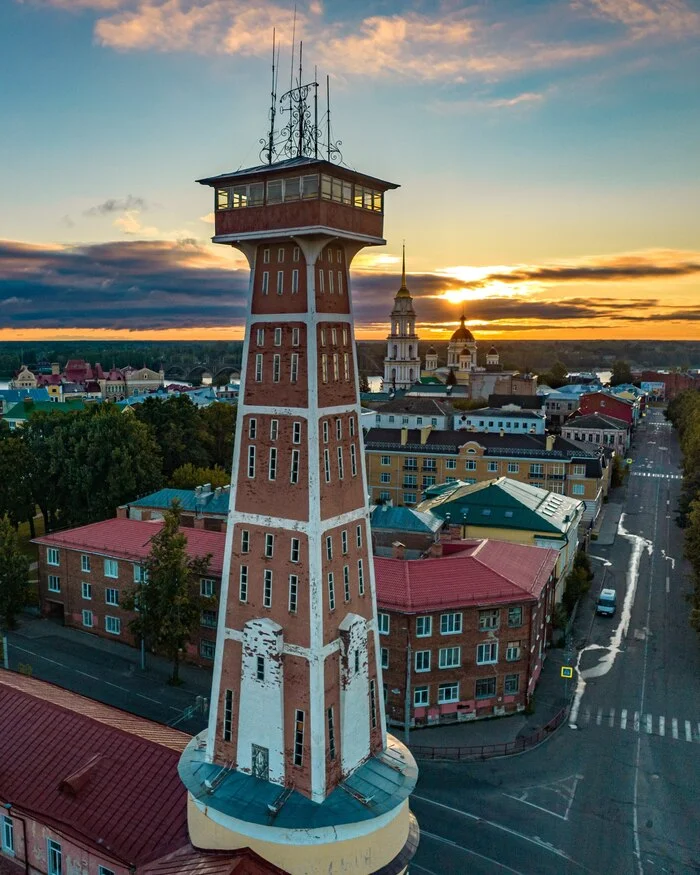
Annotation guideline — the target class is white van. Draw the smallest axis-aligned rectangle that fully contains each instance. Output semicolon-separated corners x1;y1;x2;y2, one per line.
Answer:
596;588;617;617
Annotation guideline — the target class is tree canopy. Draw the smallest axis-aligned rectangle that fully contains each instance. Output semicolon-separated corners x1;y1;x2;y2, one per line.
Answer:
0;516;30;631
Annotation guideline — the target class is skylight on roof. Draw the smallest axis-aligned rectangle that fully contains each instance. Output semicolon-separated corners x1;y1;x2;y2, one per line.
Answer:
504;511;514;517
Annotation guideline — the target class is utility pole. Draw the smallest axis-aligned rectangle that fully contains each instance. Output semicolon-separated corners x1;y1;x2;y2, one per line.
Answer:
404;619;412;746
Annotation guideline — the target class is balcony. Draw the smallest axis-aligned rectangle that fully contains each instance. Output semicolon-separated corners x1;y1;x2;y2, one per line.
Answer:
547;473;566;480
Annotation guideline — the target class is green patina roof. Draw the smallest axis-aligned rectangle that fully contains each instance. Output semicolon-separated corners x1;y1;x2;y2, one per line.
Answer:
416;477;582;535
370;504;443;534
4;399;86;420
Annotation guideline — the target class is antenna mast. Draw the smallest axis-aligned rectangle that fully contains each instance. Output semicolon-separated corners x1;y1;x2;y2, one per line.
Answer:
266;29;277;165
326;75;331;162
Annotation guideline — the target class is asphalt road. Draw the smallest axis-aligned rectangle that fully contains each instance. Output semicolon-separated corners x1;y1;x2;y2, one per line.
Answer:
410;407;700;875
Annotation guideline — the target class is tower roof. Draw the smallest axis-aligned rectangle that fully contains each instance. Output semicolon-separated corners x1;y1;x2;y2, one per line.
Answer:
450;315;475;342
488;345;498;355
395;243;411;299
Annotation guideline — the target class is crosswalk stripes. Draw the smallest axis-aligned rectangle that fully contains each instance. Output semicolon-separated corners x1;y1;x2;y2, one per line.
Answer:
578;707;700;744
629;471;683;479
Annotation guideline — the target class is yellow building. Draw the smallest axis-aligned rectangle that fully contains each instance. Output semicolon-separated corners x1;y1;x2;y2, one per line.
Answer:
365;427;609;524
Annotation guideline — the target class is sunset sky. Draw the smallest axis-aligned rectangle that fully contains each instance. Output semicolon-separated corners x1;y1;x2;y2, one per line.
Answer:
1;0;699;342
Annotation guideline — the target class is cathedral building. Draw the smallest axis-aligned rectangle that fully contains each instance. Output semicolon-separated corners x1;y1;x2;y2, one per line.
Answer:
382;246;421;390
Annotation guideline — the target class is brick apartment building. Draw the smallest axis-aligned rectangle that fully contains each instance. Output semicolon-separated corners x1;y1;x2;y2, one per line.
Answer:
33;519;224;666
375;539;558;727
0;671;286;875
640;370;700;400
578;391;638;426
364;428;609;523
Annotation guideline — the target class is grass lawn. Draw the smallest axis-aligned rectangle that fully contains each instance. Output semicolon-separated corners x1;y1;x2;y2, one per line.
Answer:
16;514;44;562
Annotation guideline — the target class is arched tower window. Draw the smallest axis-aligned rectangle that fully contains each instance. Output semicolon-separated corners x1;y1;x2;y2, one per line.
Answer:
408;345;413;359
393;345;397;359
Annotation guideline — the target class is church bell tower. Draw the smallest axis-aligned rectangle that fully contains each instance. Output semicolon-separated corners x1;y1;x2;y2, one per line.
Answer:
383;245;421;391
178;56;419;875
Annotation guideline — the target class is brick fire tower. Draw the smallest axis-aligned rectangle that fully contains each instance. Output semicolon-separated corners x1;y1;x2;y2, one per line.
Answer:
178;68;419;874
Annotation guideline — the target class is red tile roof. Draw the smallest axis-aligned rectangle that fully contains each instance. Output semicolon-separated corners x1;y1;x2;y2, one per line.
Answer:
374;539;558;613
0;672;287;873
33;519;225;575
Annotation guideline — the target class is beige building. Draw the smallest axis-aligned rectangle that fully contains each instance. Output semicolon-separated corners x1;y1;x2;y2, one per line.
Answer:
365;427;609;524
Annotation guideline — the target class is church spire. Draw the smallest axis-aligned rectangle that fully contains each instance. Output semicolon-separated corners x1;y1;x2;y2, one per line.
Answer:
396;242;411;298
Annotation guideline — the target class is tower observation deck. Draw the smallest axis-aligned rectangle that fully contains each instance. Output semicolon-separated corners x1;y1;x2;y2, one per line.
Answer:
178;67;419;875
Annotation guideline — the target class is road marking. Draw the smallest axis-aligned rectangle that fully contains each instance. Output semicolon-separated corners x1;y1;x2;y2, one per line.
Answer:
9;644;63;667
75;670;100;681
596;708;602;726
412;795;577;863
621;709;628;730
609;708;615;728
659;716;665;737
646;714;652;734
634;711;640;732
685;720;692;743
419;830;528;875
672;718;678;740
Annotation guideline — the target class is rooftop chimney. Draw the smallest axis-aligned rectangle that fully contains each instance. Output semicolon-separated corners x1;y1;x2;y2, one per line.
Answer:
400;427;408;446
546;434;555;451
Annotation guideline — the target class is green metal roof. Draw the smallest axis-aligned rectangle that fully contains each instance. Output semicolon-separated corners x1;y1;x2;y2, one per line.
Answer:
370;505;442;534
3;399;86;420
417;477;582;535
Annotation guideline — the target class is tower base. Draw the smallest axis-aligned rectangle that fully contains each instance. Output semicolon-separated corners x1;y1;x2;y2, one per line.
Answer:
179;733;419;875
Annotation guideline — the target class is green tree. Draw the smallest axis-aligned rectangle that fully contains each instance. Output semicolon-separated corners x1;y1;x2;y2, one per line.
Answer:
198;403;236;469
611;453;626;489
446;368;457;387
122;503;213;684
134;396;210;478
0;516;30;631
0;434;36;534
452;397;489;412
610;360;633;386
359;373;371;394
170;463;230;490
550;361;568;383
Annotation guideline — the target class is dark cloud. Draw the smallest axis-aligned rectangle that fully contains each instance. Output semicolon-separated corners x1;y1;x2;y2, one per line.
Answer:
84;195;148;217
1;238;698;333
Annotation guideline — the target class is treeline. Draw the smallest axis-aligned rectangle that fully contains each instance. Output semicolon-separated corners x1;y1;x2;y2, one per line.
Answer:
0;397;236;534
665;390;700;633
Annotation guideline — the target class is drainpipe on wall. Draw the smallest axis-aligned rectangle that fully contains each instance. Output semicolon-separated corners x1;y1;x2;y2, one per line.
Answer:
404;618;412;746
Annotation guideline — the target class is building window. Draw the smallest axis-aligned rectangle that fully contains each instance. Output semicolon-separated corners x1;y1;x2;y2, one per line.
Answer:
438;683;459;704
328;270;334;294
324;448;331;483
277;247;285;263
573;464;586;477
572;484;585;495
268;447;277;480
476;641;498;665
292;421;302;444
239;565;248;602
290;538;300;563
82;610;93;628
241;529;250;553
465;460;477;471
378;612;390;635
81;582;92;599
440;612;462;635
265;533;274;558
445;459;457;470
343;353;350;381
343;565;350;602
475;677;497;699
48;574;61;593
47;547;60;566
273;327;282;346
291;326;300;346
290;353;299;383
318;269;325;293
104;559;118;578
438;647;460;669
223;689;233;742
415;650;431;672
105;616;121;636
105;587;119;606
530;463;543;476
350;444;357;476
263;247;270;263
327;707;336;760
370;679;377;729
358;559;365;595
380;472;391;484
81;554;91;573
487;461;499;472
508;606;523;627
422;476;436;487
201;609;217;628
380;647;389;669
200;640;215;660
507;462;520;473
423;458;437;471
414;686;429;707
290;449;300;484
256;327;264;346
47;840;62;875
257;655;265;681
327;572;336;610
1;817;14;855
294;710;305;766
276;271;284;295
379;491;391;501
325;535;333;561
322;420;329;443
338;272;344;295
506;641;521;661
293;246;301;262
332;353;339;381
356;524;363;549
288;574;298;613
403;474;417;487
416;615;432;637
263;570;273;608
403;492;416;504
255;354;263;382
261;271;269;294
291;269;299;294
479;609;500;630
337;446;344;479
248;417;257;439
321;354;328;383
201;578;216;598
381;455;390;466
272;354;281;382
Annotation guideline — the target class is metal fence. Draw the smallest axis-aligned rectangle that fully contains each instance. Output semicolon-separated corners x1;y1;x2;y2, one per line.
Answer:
411;706;568;761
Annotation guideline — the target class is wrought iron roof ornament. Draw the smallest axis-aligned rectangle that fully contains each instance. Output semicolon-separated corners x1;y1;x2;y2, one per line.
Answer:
259;33;343;166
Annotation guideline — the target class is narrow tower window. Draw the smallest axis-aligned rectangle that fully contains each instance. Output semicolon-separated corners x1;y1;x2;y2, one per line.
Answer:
350;444;357;476
247;446;256;478
274;327;282;346
277;247;285;262
273;354;281;382
318;270;325;293
325;536;333;561
261;271;269;294
292;326;300;346
338;271;344;295
270;419;279;440
276;271;284;294
263;570;273;608
322;421;329;443
332;353;339;381
254;354;263;382
356;524;363;548
328;271;334;294
321;354;328;383
343;565;350;602
344;353;350;381
264;533;274;558
335;418;342;440
324;449;331;483
257;655;265;680
292;269;299;294
256;328;264;346
263;248;270;264
293;246;300;262
248;418;257;439
341;530;348;554
294;710;304;766
370;680;377;729
223;689;233;741
328;572;336;610
239;565;248;602
290;538;300;562
288;574;298;613
290;449;300;484
292;421;302;444
268;447;277;480
337;446;344;480
358;558;365;595
241;529;250;553
290;353;299;383
327;707;336;760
